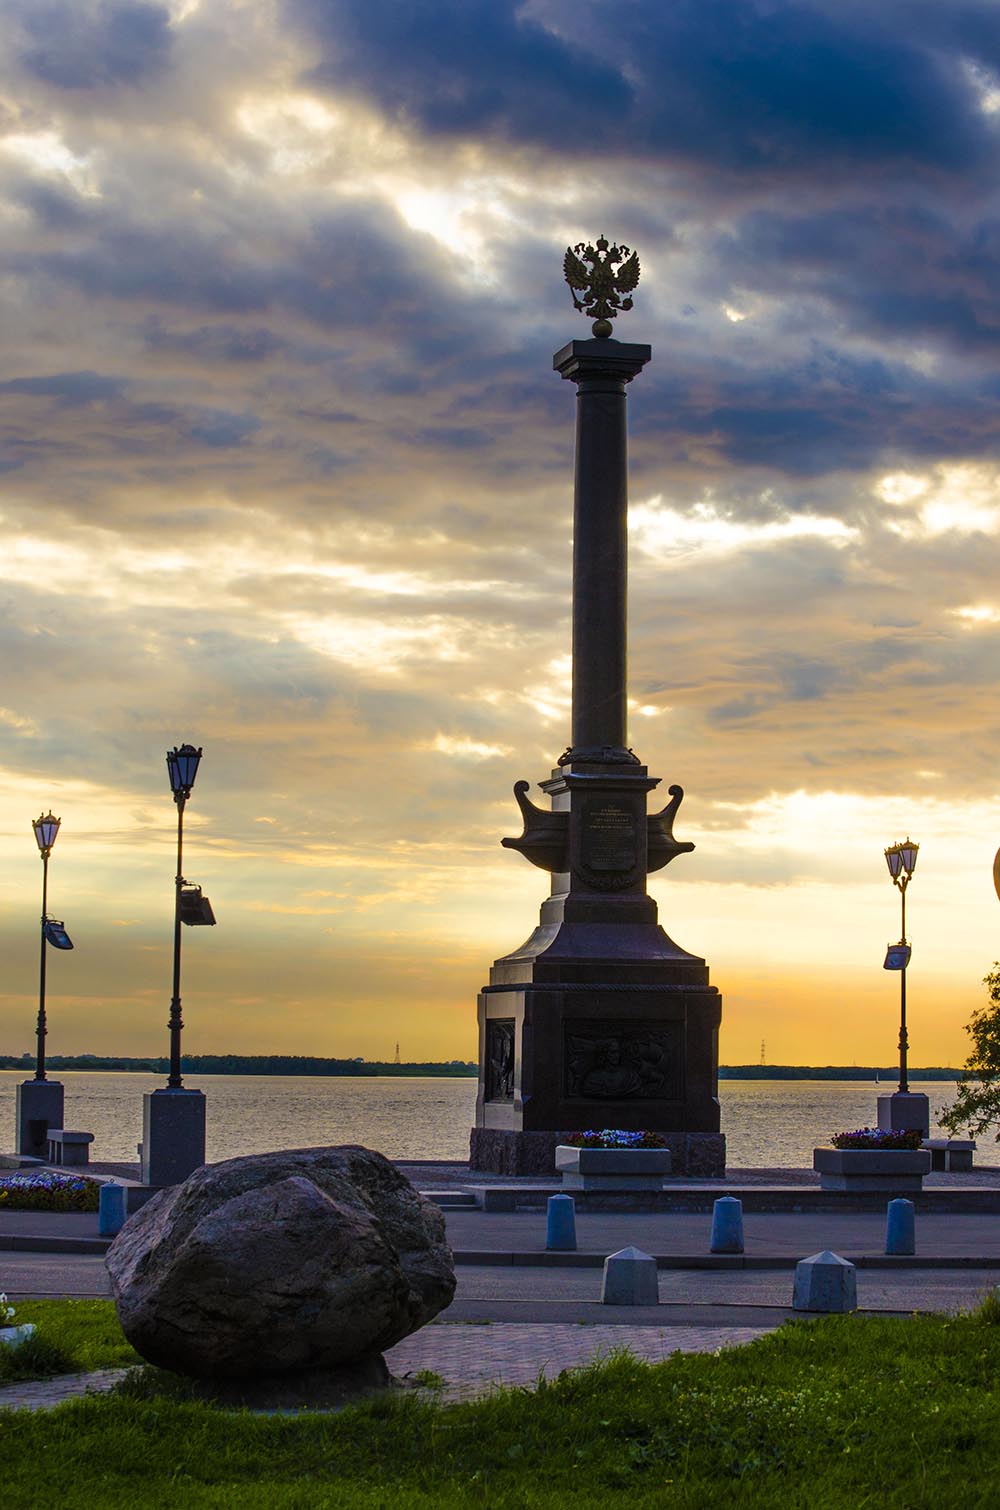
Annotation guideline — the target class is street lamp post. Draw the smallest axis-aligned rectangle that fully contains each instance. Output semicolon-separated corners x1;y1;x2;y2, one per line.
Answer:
878;837;929;1136
884;837;918;1094
31;812;61;1082
165;744;202;1089
141;743;213;1187
15;813;68;1155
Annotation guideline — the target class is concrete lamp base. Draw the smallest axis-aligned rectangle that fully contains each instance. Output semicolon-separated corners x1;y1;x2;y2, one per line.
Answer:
15;1079;64;1159
141;1087;206;1187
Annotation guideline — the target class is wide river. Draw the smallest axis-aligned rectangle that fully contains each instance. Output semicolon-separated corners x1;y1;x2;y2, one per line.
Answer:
0;1072;966;1169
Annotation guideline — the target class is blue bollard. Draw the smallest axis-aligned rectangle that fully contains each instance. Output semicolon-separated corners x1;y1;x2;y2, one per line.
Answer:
710;1196;745;1253
98;1181;126;1238
885;1197;915;1256
546;1193;577;1251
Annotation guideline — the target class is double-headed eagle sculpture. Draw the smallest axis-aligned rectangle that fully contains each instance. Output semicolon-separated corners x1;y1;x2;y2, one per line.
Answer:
564;234;640;336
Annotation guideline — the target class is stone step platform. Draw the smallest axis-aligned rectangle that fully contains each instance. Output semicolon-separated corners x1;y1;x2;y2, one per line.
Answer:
423;1190;478;1209
467;1183;1000;1214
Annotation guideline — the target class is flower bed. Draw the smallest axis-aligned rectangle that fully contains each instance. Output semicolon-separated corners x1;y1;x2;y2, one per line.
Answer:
831;1128;923;1151
565;1129;667;1149
0;1171;101;1212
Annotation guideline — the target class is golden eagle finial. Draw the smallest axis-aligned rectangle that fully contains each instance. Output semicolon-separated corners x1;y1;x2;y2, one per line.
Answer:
564;235;640;337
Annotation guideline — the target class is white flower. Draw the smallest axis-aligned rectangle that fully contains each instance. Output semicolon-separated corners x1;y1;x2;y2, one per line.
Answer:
0;1293;14;1325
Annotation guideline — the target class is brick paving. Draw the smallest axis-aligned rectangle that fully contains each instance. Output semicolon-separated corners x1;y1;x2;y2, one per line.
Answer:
385;1321;774;1403
0;1323;773;1413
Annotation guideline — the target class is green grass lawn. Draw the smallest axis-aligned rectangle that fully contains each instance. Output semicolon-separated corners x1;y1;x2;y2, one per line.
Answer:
2;1302;1000;1507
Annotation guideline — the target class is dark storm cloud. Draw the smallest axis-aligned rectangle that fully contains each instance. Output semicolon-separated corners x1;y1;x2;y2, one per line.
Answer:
713;206;1000;354
17;0;172;91
291;0;998;176
295;0;631;141
0;371;127;405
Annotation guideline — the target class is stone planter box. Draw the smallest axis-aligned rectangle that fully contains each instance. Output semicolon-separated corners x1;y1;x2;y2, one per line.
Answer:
555;1145;672;1192
813;1148;931;1193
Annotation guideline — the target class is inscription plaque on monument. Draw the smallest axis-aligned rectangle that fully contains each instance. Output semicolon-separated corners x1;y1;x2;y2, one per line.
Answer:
580;798;638;888
564;1019;683;1101
485;1019;515;1102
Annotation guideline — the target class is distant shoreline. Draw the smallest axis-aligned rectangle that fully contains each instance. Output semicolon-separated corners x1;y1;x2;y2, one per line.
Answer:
0;1055;962;1080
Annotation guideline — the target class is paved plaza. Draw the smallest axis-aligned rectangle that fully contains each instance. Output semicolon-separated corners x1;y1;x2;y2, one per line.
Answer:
3;1172;1000;1411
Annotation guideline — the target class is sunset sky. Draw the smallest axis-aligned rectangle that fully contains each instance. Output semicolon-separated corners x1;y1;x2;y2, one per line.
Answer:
2;0;1000;1068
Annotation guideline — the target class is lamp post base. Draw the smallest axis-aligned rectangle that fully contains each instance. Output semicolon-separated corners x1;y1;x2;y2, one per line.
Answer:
15;1079;65;1158
141;1087;206;1187
877;1091;930;1138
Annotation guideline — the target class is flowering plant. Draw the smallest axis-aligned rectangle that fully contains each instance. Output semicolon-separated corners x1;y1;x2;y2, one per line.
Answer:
830;1127;923;1150
565;1129;667;1149
0;1294;14;1326
0;1171;101;1212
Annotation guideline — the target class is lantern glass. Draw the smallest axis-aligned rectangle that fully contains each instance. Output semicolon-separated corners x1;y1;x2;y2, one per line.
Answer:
898;839;918;876
32;812;61;854
166;744;202;798
884;844;903;879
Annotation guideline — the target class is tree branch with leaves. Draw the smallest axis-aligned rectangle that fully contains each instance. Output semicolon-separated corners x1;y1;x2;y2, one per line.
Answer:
940;964;1000;1141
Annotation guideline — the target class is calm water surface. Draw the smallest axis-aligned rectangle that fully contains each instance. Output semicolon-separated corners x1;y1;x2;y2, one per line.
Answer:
0;1072;964;1168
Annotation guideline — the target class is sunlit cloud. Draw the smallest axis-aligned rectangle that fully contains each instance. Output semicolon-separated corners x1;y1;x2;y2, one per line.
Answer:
630;497;856;560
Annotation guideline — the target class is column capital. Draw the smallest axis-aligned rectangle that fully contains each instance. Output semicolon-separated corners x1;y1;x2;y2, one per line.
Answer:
553;337;652;385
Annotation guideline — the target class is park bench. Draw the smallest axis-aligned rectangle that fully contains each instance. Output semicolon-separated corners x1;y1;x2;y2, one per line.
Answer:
922;1138;975;1172
45;1129;94;1168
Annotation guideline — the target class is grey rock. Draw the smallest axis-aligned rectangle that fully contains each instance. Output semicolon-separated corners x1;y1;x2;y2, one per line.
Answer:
106;1145;455;1379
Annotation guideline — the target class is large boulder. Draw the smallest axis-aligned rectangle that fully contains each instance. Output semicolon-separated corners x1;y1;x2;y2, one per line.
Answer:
106;1145;455;1379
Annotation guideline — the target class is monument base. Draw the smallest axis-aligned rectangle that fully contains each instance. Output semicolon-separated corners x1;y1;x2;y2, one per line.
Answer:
16;1079;65;1158
470;1127;725;1177
141;1087;206;1186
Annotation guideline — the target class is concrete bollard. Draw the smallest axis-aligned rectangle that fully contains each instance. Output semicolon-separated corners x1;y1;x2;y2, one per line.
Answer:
792;1250;857;1313
601;1246;659;1305
884;1198;915;1256
710;1196;745;1253
98;1180;127;1238
546;1193;577;1251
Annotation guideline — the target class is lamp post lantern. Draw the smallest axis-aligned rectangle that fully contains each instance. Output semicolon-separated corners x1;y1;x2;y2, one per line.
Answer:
31;811;61;1082
878;837;929;1137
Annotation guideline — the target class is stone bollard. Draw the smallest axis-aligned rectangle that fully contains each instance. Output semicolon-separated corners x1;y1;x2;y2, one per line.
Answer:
884;1198;915;1256
546;1193;577;1251
792;1250;857;1313
98;1180;127;1238
601;1246;659;1305
710;1196;745;1253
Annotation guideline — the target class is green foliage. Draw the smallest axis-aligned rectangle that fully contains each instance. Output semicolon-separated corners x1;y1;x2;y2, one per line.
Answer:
0;1301;140;1382
5;1308;1000;1504
940;964;1000;1140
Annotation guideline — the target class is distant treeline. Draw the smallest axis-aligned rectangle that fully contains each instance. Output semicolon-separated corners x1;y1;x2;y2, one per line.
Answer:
719;1065;961;1081
0;1053;478;1077
0;1055;962;1081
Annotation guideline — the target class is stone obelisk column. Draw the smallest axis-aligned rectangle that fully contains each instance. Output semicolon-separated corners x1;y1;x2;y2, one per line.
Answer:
471;238;724;1177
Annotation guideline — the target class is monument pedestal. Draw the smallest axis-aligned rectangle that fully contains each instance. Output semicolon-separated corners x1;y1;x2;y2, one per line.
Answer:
16;1078;65;1158
471;760;724;1177
141;1087;206;1187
